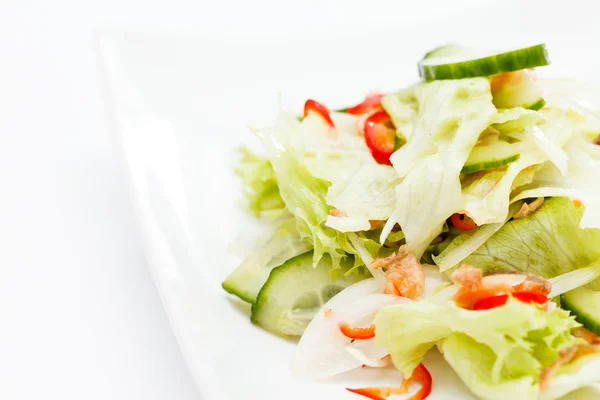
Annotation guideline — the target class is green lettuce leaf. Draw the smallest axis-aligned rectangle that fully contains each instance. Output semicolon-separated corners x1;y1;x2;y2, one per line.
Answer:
292;112;375;184
512;129;600;230
235;147;285;217
325;163;400;232
381;85;421;140
374;299;581;400
542;353;600;400
388;78;497;256
434;197;600;277
255;113;380;271
492;107;546;134
462;147;542;225
222;216;312;303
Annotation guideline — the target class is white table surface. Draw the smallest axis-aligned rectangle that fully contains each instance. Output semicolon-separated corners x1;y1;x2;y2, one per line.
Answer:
0;0;593;399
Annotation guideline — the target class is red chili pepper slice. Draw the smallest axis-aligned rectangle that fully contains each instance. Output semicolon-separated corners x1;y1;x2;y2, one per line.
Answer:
303;99;335;128
346;93;386;115
473;292;548;311
339;322;376;340
473;294;509;310
364;110;396;165
346;363;432;400
513;291;548;305
346;387;389;400
450;213;477;231
405;363;433;400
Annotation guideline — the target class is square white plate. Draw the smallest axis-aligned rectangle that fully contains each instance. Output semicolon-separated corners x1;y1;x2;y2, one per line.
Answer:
100;3;600;399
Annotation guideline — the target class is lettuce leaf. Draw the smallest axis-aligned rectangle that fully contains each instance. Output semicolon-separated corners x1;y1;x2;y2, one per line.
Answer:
255;113;380;271
462;146;543;225
493;107;546;134
389;78;497;256
235;147;285;217
374;299;581;400
381;85;421;140
292;112;375;184
325;163;400;232
222;216;312;303
512;131;600;230
542;353;600;400
434;197;600;278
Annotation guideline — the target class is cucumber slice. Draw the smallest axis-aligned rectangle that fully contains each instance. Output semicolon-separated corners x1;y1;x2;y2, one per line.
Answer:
222;217;312;304
251;252;369;336
461;140;521;174
492;70;545;110
419;44;550;81
562;287;600;336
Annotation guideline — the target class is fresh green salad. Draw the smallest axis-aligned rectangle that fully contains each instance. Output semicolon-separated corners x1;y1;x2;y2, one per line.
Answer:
223;43;600;400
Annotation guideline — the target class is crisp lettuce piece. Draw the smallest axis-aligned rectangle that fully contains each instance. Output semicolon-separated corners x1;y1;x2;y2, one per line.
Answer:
542;353;600;400
222;216;312;303
513;131;600;229
374;299;582;400
435;197;600;277
389;78;497;256
381;85;421;140
442;334;539;400
462;147;543;225
255;113;380;270
287;113;400;234
493;107;546;133
325;164;400;233
433;201;523;272
462;112;576;226
292;113;375;184
235;147;285;217
538;78;600;135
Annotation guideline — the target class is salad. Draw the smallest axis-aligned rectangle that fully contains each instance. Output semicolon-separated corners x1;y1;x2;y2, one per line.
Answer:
222;43;600;400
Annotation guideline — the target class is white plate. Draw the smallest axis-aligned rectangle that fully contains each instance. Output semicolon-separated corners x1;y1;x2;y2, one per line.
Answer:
100;4;600;399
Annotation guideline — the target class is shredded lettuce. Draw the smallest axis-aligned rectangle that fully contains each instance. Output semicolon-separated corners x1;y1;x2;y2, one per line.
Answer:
493;107;546;133
389;78;497;256
542;353;600;400
462;146;542;225
255;113;381;271
433;201;523;272
222;216;312;303
292;112;375;184
381;85;421;140
325;164;400;232
235;147;285;217
435;197;600;278
375;298;582;400
512;131;600;229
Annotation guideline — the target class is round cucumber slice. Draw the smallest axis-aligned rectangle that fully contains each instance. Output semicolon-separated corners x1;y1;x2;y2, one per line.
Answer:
419;44;550;81
461;141;521;174
562;287;600;336
251;252;370;336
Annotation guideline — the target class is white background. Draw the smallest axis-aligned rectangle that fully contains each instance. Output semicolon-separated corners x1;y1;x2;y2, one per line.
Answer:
0;0;595;399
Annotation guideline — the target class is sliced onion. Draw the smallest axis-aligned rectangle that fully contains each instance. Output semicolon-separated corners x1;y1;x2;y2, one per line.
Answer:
483;273;527;287
345;340;389;368
348;233;386;283
291;279;411;380
421;264;451;299
431;283;460;303
549;259;600;298
379;209;398;245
